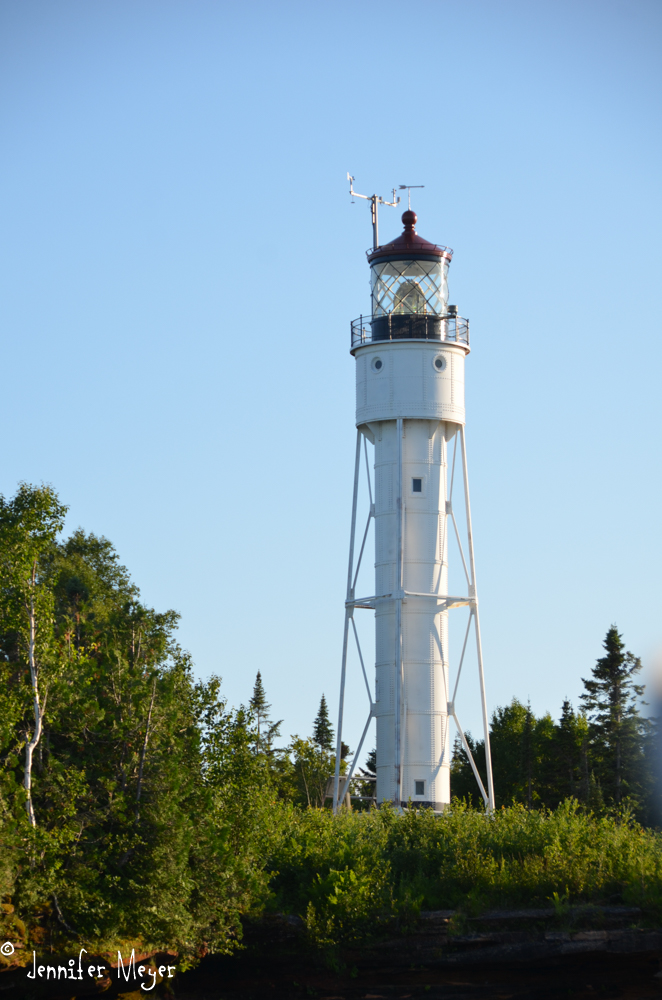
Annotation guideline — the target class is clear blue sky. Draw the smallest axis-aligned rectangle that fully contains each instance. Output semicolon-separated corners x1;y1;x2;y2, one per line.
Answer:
1;0;660;759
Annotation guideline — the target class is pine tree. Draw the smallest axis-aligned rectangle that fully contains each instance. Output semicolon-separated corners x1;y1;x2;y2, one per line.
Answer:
489;699;529;805
357;747;376;802
532;711;557;807
522;703;534;810
488;699;555;809
551;699;589;804
312;694;334;751
580;626;647;806
250;671;269;743
249;671;282;751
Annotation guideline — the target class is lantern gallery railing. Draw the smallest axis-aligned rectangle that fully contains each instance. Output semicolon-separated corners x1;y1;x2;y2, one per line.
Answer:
350;312;469;349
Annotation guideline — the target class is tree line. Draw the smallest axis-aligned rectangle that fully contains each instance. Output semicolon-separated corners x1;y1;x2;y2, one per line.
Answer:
0;482;657;960
0;483;356;955
452;626;657;822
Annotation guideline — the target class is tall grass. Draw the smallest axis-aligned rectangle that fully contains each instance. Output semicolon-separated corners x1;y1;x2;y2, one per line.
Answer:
263;801;662;947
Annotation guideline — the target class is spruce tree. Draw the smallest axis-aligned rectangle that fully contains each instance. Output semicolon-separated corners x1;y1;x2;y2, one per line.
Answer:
250;671;269;741
249;671;282;751
489;699;554;808
312;694;334;751
580;626;647;806
522;703;534;810
356;747;377;802
552;699;589;804
489;699;529;804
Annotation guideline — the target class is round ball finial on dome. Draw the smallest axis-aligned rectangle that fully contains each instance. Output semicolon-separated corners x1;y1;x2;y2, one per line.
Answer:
366;207;451;263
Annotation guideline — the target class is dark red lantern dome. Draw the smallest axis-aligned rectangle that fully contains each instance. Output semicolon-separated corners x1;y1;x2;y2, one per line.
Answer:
367;212;453;263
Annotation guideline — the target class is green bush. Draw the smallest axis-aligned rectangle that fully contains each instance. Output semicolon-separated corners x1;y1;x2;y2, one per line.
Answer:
305;859;392;948
264;799;662;946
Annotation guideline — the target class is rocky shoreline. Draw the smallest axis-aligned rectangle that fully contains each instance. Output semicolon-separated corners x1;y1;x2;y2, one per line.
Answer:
3;906;662;998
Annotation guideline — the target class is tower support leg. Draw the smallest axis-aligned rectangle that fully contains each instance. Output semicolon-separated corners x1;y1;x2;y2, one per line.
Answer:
333;430;362;814
394;417;404;806
459;425;495;811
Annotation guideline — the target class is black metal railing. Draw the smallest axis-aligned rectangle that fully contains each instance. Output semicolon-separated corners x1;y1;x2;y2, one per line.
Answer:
350;313;469;349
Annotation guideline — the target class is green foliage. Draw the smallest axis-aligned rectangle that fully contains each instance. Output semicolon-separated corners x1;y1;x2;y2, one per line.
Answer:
289;736;335;808
1;483;660;968
0;485;276;961
249;670;282;752
355;746;377;801
312;694;334;751
450;730;487;806
452;628;652;820
305;859;392;949
0;483;70;825
266;800;662;948
580;625;650;808
554;698;590;803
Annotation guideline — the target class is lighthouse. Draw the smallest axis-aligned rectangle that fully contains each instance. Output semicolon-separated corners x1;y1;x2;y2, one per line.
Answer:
333;203;495;812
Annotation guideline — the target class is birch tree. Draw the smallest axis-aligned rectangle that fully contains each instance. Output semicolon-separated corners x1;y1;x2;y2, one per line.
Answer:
0;483;67;826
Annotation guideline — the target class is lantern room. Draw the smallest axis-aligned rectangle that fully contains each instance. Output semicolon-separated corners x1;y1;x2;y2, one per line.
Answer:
367;210;453;342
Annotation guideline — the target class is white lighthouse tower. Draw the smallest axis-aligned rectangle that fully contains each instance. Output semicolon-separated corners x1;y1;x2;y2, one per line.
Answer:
333;199;495;812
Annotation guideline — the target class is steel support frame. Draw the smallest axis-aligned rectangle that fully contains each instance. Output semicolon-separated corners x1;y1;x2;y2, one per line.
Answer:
334;421;494;814
458;424;495;810
394;417;404;807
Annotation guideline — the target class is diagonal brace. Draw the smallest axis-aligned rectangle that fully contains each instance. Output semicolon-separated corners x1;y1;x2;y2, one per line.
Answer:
337;708;374;809
452;711;489;807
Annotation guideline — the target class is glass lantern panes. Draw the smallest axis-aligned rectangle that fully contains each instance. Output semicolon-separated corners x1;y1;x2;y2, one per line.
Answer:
370;258;449;318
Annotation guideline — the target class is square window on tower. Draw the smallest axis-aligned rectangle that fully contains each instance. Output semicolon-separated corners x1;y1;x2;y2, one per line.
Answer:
415;780;425;796
412;478;422;493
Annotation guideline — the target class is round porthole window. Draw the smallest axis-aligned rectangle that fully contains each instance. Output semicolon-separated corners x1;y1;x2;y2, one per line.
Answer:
433;355;446;372
372;357;384;372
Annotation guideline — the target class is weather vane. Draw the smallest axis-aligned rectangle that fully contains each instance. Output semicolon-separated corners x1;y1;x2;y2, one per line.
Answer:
347;176;427;247
398;184;425;210
347;174;400;249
